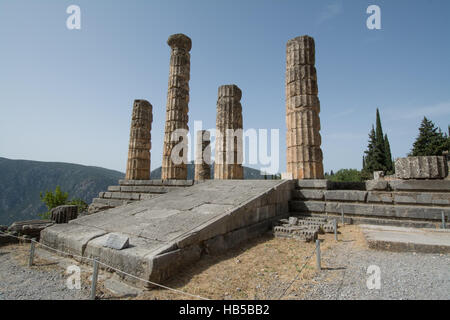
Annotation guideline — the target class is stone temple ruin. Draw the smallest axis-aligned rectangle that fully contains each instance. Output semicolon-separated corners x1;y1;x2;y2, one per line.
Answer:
40;34;450;287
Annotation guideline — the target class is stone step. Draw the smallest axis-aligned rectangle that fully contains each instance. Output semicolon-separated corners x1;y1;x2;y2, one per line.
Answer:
92;198;130;206
292;190;450;206
118;179;194;187
289;200;450;221
107;185;176;194
98;192;162;201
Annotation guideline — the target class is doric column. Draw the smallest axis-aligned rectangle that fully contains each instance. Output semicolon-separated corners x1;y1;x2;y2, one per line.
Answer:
214;85;244;179
194;130;211;180
162;33;191;180
286;35;324;179
125;99;153;180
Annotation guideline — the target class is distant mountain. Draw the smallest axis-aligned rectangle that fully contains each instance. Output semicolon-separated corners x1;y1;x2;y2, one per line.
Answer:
0;157;272;226
0;157;124;226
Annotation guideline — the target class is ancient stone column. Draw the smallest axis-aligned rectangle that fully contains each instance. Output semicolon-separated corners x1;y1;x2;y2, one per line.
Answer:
194;130;211;180
286;35;324;179
125;99;153;180
162;33;191;180
214;85;244;180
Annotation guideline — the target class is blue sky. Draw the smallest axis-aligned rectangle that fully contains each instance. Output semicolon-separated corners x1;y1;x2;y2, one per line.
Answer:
0;0;449;174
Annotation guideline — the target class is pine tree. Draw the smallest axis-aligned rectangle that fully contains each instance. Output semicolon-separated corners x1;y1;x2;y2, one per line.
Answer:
410;117;449;156
384;134;393;173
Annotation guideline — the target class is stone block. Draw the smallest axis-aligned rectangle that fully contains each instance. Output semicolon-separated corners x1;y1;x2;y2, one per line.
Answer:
389;180;450;192
395;156;448;179
289;200;325;212
296;179;329;189
324;202;448;221
103;233;130;250
8;220;54;239
292;189;324;200
324;190;367;202
50;205;78;224
367;192;394;204
366;180;388;191
373;171;385;180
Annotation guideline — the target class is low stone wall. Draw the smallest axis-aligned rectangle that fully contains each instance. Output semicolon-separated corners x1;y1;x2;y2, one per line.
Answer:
290;179;450;228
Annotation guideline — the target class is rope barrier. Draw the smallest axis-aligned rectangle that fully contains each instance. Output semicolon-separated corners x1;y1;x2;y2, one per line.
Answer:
277;244;317;299
0;230;209;300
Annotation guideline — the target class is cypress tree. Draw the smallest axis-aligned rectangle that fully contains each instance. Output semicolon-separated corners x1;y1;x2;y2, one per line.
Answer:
372;108;387;171
384;134;393;172
363;126;376;171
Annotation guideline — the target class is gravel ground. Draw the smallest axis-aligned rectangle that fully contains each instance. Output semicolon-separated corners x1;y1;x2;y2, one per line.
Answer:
1;226;449;300
297;238;450;300
0;245;89;300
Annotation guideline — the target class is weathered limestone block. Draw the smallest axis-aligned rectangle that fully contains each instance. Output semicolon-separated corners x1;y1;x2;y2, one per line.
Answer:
286;35;324;179
373;171;385;180
214;85;244;179
366;192;394;204
51;205;78;224
194;130;211;180
125;100;153;180
324;190;367;202
162;34;192;180
389;179;450;191
104;233;130;250
289;200;325;212
8;220;54;240
395;156;448;179
296;179;330;189
366;180;388;191
292;189;324;200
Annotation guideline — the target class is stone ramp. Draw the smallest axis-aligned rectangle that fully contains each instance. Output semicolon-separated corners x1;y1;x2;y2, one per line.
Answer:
361;224;450;254
41;180;293;286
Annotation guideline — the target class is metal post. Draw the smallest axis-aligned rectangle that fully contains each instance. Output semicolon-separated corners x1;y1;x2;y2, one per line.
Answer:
341;207;345;225
316;239;321;271
442;211;446;229
334;219;338;241
90;259;99;300
28;239;35;267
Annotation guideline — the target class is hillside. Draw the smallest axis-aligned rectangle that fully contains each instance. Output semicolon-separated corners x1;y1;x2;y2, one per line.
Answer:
0;157;124;226
0;158;272;226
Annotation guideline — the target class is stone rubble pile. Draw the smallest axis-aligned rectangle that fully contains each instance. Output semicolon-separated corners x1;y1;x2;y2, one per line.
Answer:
273;215;336;242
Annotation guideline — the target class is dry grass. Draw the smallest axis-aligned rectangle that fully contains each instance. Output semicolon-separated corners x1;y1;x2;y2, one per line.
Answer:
138;224;368;300
2;224;368;300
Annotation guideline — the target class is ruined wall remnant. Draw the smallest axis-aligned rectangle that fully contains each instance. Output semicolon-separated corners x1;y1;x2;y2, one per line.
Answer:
286;35;324;179
162;33;192;180
214;85;244;180
125;99;153;180
194;130;211;180
395;156;448;179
